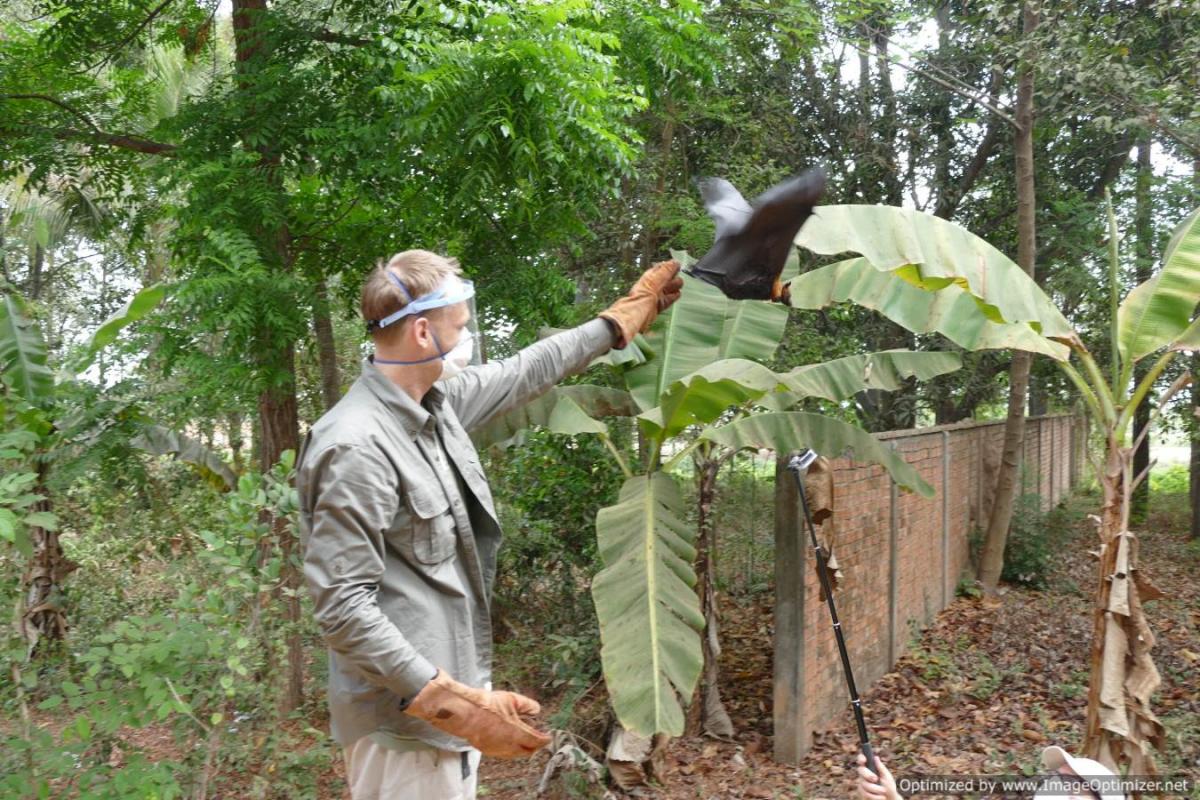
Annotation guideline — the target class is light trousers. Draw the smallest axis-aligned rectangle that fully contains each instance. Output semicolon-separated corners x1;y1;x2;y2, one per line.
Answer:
343;737;482;800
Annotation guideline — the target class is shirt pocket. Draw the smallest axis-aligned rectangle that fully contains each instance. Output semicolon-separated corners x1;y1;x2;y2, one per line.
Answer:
400;483;458;565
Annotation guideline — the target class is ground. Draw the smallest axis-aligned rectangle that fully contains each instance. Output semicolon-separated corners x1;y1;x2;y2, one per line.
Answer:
19;490;1196;798
475;491;1200;799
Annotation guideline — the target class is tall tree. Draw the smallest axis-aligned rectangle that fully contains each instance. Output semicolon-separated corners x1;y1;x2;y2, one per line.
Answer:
2;0;719;713
979;0;1039;592
1130;134;1154;521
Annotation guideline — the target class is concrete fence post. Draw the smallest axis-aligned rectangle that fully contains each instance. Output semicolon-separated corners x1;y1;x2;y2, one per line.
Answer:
1050;416;1057;505
773;452;807;762
888;443;899;665
1037;416;1045;511
941;430;950;608
1069;415;1077;489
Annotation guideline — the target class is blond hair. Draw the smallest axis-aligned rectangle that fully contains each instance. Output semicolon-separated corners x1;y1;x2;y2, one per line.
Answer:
361;250;463;340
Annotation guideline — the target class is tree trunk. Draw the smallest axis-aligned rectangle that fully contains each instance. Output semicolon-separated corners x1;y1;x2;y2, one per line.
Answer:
685;458;734;739
873;24;903;207
979;2;1038;592
314;276;342;411
29;244;44;301
1190;158;1200;540
1131;134;1153;522
257;345;304;714
931;4;953;216
1028;373;1048;417
19;464;77;660
233;0;304;715
640;101;676;269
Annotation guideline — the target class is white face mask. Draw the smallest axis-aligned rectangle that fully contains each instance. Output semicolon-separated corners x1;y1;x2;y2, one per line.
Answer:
438;332;474;380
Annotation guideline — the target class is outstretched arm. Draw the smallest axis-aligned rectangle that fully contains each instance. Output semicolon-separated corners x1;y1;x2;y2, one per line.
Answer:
444;260;682;431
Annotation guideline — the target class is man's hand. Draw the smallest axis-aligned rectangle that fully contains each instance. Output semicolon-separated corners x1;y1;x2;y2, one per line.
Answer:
599;259;684;348
405;670;551;759
856;752;903;800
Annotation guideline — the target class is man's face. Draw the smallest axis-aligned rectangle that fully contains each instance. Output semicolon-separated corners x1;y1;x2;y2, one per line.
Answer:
431;301;472;351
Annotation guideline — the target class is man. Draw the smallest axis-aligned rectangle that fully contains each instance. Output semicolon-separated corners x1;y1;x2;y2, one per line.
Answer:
297;250;682;800
855;748;1125;800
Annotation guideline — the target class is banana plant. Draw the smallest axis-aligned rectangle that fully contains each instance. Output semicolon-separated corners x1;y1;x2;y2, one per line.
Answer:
479;198;1197;751
782;201;1200;774
480;261;975;738
1;285;167;659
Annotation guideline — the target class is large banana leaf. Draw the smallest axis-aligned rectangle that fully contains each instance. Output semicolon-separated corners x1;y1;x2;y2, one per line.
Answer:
0;294;54;403
702;411;934;496
132;424;238;490
640;351;962;440
762;349;962;410
469;385;637;449
625;260;790;412
638;358;787;440
797;205;1075;342
788;258;1070;361
716;251;795;361
1117;207;1200;363
70;284;167;374
591;472;703;737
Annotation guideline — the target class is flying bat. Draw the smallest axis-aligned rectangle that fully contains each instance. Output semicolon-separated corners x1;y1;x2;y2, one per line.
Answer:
686;168;827;305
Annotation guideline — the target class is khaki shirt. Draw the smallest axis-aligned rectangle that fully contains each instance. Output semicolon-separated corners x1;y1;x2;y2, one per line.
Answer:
298;319;613;749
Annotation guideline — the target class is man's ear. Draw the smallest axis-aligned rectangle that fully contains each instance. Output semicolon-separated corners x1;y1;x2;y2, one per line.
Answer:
410;316;431;347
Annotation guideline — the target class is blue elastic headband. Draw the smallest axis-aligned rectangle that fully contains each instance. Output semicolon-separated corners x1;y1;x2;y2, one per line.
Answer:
368;272;475;332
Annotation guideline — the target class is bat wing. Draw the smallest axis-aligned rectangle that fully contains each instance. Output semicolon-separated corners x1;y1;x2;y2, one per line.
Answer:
699;177;753;240
689;170;825;302
745;168;826;241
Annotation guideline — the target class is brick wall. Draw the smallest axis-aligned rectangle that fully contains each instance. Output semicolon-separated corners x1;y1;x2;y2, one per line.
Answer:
772;414;1086;762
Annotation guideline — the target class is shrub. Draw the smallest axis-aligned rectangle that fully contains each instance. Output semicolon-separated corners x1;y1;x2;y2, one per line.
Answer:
1150;464;1189;495
1000;491;1068;588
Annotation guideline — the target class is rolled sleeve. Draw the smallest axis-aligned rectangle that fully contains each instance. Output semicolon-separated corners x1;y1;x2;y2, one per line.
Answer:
299;444;437;700
442;318;615;432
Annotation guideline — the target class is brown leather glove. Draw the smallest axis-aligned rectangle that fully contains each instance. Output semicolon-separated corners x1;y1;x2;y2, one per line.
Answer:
599;259;684;348
405;670;551;759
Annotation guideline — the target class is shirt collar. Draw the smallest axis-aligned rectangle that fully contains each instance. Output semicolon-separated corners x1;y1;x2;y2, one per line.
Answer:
360;357;445;437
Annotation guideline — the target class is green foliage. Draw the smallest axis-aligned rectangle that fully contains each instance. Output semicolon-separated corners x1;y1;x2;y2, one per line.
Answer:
978;490;1079;590
1117;207;1200;371
791;206;1075;359
0;455;311;799
1150;464;1190;495
69;283;166;374
0;422;56;559
0;293;54;403
704;412;934;497
591;472;702;737
491;428;623;590
998;491;1058;588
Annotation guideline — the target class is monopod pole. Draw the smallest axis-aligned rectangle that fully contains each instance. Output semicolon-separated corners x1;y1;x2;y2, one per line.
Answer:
785;450;876;773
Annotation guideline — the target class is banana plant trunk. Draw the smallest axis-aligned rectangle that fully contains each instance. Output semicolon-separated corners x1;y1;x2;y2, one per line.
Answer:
1191;158;1200;541
685;457;733;739
19;463;76;659
1083;430;1166;771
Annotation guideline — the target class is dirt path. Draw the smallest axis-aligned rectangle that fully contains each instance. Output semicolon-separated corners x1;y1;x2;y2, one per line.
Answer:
480;492;1200;799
